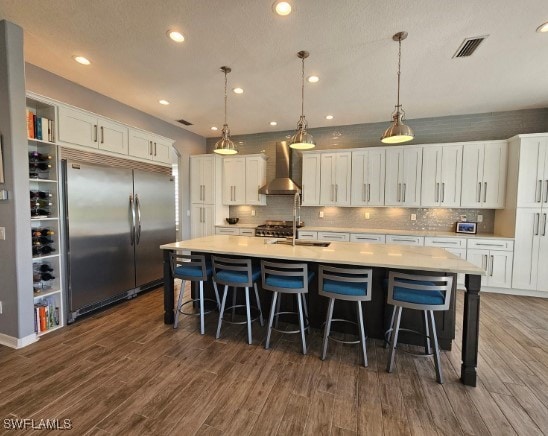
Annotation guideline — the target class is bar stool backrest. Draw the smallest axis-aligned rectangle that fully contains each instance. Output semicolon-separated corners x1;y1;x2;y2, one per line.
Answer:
319;265;373;302
261;261;309;294
170;253;208;281
212;256;254;287
387;271;453;311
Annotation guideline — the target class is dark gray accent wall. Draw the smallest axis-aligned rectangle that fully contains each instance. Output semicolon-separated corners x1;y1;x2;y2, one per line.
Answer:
207;109;548;230
0;20;34;339
25;64;207;239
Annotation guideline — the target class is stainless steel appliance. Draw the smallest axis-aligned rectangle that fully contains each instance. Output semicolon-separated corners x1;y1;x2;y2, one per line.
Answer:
62;160;175;321
255;220;303;238
258;141;301;195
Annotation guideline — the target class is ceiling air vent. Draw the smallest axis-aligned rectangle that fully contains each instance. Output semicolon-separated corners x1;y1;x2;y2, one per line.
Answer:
176;118;193;126
453;35;488;58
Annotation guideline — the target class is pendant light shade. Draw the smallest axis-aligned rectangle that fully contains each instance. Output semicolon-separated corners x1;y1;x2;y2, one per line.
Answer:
214;66;238;155
381;32;414;144
290;51;315;150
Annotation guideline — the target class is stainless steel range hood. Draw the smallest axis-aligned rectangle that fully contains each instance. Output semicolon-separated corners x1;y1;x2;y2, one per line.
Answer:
259;141;301;195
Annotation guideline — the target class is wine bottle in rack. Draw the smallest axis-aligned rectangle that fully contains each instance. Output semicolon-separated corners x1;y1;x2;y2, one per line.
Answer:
37;263;54;272
28;151;53;162
32;227;55;237
30;208;52;218
30;190;53;199
31;199;54;208
33;236;54;245
32;245;56;256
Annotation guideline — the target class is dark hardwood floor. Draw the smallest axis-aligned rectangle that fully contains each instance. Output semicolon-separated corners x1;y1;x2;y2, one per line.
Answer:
0;284;547;435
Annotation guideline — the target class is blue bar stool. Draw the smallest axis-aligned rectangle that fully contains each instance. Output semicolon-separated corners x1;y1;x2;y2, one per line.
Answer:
386;271;453;383
170;253;220;334
261;261;314;354
318;265;373;367
213;256;264;345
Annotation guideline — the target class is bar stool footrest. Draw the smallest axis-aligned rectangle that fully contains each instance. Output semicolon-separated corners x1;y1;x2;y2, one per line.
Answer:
325;318;366;345
385;326;434;356
178;298;218;317
220;304;261;325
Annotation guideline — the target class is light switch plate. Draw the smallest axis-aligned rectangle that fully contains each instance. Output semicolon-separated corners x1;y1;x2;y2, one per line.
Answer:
410;214;417;221
0;227;5;240
251;209;256;216
365;212;370;220
477;214;483;223
319;211;324;218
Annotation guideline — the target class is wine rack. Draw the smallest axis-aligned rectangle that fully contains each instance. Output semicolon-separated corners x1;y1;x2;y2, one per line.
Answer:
27;95;64;335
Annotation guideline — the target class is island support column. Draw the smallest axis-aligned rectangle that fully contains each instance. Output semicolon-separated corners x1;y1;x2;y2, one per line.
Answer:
461;274;481;386
163;249;175;324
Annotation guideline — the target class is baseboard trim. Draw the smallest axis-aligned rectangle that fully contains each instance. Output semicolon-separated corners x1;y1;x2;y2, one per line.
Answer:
480;287;548;298
0;332;38;349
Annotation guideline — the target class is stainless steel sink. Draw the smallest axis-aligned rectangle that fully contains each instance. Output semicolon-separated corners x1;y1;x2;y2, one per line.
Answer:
273;240;331;247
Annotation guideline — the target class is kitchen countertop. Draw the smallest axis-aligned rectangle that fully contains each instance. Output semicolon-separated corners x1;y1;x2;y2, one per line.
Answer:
298;226;514;239
215;223;259;229
161;235;485;275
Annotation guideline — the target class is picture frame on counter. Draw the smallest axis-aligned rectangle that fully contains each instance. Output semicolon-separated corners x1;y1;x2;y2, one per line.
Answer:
456;222;477;234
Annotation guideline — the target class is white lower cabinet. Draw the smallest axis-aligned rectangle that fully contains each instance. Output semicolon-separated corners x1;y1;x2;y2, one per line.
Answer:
386;235;424;246
424;237;467;287
215;226;255;236
467;239;514;288
350;233;386;244
317;232;350;242
191;205;214;238
297;230;318;240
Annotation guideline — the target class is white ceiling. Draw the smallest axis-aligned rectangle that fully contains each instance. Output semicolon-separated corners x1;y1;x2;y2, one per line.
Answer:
1;0;547;138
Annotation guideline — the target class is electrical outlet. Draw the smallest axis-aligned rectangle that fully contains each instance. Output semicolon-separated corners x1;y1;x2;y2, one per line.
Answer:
460;215;467;222
319;211;324;218
365;212;370;220
477;214;483;223
410;214;417;221
251;209;256;217
0;227;5;240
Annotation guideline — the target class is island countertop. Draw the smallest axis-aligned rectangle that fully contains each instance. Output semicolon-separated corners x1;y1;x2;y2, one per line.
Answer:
161;235;484;275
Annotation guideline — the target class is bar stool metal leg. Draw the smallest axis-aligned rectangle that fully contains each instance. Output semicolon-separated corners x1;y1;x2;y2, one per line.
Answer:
274;296;281;329
173;279;186;329
423;310;432;355
231;287;237;322
385;305;397;348
265;291;278;349
357;301;368;367
387;306;403;373
213;281;221;310
216;285;229;339
297;293;307;354
254;283;264;326
245;287;252;345
199;281;205;335
321;298;335;360
428;310;443;383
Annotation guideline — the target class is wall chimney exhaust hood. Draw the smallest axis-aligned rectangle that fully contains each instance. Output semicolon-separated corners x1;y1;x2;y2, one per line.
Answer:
259;141;301;195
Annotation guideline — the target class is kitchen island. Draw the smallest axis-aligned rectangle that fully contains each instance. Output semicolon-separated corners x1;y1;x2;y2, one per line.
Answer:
160;235;484;386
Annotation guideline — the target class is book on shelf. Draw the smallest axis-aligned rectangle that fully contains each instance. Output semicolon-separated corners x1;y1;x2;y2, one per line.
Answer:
26;110;52;142
34;297;60;333
26;109;35;139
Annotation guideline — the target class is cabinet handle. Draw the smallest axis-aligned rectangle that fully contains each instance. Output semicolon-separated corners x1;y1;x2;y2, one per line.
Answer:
478;182;482;203
397;183;401;202
536;180;542;203
490;255;494;277
545;180;548;203
442;182;445;203
362;184;366;202
154;142;157;156
543;213;547;237
258;185;260;201
483;182;487;203
368;184;371;202
94;125;98;142
393;238;414;242
335;184;338;202
432;241;458;245
435;183;439;203
148;141;152;155
534;213;540;236
100;126;104;143
403;183;407;202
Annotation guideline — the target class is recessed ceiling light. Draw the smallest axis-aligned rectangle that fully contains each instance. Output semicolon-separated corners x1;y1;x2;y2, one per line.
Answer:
270;121;278;126
307;75;319;83
325;115;334;120
273;1;292;16
159;99;170;105
537;22;548;33
167;30;185;42
233;87;244;94
211;126;218;131
73;56;91;65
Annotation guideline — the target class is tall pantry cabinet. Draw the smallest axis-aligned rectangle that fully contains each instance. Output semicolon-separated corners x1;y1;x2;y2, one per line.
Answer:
506;135;548;292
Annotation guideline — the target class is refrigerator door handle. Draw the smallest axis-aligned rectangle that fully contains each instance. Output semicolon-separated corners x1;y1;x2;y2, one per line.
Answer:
129;194;136;245
135;194;142;244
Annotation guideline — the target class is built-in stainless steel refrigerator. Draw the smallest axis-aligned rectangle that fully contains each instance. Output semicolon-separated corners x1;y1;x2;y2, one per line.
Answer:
62;160;175;321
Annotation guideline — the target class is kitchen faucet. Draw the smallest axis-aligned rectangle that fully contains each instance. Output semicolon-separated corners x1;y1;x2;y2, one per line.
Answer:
293;192;301;246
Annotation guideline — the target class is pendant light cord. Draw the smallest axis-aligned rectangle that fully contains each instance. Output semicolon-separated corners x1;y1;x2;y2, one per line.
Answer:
224;69;228;125
396;37;402;109
301;55;305;117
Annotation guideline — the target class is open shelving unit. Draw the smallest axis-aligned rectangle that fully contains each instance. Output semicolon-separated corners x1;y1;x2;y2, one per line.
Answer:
27;95;65;335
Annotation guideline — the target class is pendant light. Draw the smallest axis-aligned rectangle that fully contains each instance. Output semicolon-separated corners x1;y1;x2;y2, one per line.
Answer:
289;51;315;150
381;32;414;144
214;66;238;155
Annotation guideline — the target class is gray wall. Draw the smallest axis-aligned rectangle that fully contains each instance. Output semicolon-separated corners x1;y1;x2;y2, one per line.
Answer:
25;64;206;239
207;108;548;232
0;21;34;339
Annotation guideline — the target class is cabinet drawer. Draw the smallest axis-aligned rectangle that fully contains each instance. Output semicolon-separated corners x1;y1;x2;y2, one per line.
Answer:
298;231;318;240
424;237;466;249
386;235;424;246
350;233;386;244
240;229;255;236
215;227;240;235
317;232;350;242
467;238;514;251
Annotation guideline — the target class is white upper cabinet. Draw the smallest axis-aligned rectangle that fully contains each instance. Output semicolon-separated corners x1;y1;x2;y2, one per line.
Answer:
244;155;267;205
385;146;423;207
516;136;548;208
421;144;463;207
128;128;173;164
301;153;321;206
223;157;246;205
190;155;216;204
58;105;128;154
319;152;351;206
351;148;386;206
461;141;507;208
